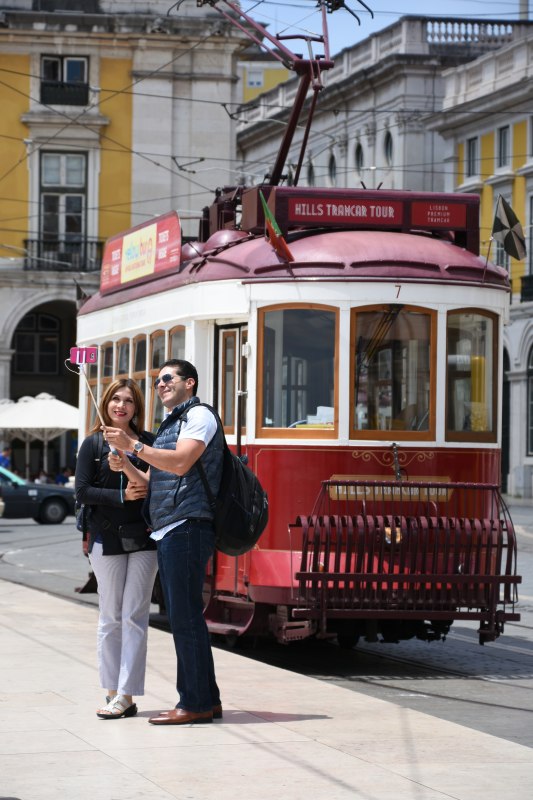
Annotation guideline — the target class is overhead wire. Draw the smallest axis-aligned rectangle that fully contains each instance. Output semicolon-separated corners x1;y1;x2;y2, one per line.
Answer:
0;2;529;227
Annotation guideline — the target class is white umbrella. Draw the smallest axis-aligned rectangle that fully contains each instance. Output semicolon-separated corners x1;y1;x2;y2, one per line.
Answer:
0;393;80;478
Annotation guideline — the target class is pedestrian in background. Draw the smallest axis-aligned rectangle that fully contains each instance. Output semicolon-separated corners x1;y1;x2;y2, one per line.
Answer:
55;466;72;485
0;445;12;468
75;378;158;720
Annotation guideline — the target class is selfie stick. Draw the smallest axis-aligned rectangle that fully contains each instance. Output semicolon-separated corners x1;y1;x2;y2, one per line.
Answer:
66;347;118;454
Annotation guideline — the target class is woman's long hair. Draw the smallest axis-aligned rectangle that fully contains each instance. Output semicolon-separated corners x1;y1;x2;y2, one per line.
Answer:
89;378;145;435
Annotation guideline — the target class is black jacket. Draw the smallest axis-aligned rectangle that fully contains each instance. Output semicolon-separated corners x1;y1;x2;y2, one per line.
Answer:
75;430;155;555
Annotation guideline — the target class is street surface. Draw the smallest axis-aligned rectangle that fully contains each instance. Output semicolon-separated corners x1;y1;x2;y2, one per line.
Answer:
0;499;532;748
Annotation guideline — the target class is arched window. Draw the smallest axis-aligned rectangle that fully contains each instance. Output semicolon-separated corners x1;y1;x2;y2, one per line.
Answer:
384;131;393;167
527;347;533;456
355;142;364;175
13;313;59;374
328;154;337;186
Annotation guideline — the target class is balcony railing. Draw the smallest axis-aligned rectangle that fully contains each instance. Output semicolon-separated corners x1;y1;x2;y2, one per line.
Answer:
521;275;533;303
40;81;89;106
24;238;103;272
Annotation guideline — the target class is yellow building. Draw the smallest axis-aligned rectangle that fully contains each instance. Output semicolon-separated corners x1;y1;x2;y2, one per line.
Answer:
0;0;246;475
430;32;533;495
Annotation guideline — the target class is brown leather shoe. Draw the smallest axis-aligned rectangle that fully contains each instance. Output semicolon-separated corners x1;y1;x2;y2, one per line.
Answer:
149;708;213;725
158;704;222;719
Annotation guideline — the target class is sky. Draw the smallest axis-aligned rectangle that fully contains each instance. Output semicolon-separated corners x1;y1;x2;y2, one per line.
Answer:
242;1;531;56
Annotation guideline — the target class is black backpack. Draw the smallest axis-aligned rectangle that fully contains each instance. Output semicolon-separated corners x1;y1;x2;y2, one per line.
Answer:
191;405;269;556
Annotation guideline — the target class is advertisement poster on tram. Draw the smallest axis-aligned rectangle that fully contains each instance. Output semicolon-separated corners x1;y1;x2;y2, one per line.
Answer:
100;211;181;295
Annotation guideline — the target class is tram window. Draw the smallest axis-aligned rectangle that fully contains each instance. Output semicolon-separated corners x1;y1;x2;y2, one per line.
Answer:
221;331;236;431
98;342;114;402
132;336;147;426
151;332;165;370
170;327;185;359
351;306;433;439
133;337;147;374
259;306;337;435
149;331;167;432
240;328;248;431
101;343;113;378
218;327;248;434
446;311;496;441
116;340;130;376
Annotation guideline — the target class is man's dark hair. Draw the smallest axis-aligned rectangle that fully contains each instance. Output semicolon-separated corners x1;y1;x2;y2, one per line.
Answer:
161;359;199;396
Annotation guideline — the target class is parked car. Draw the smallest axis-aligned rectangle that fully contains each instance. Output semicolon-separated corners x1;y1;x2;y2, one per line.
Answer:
0;466;75;524
0;487;5;518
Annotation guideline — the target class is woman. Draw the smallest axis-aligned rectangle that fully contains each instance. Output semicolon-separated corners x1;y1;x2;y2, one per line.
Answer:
75;378;157;720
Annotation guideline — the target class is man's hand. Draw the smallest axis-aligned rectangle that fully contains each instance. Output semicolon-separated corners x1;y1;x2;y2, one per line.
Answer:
103;426;134;452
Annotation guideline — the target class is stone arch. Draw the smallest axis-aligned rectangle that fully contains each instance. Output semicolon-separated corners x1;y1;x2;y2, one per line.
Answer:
1;287;76;346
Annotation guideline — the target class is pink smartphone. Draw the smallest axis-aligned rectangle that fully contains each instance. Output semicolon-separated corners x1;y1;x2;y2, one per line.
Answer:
70;346;98;364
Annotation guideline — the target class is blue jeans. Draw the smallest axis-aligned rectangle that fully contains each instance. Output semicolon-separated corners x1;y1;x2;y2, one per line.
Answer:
157;520;220;712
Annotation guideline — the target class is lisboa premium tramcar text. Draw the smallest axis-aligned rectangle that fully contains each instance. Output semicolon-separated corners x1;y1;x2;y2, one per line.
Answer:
76;1;521;648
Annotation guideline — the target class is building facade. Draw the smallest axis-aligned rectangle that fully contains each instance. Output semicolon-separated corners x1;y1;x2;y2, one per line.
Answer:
236;17;532;192
429;32;533;496
235;15;533;496
0;0;247;474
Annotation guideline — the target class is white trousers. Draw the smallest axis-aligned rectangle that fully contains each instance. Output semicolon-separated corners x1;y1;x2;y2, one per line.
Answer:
89;543;158;696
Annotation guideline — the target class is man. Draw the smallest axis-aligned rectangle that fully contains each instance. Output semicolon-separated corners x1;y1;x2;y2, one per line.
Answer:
0;446;12;468
104;359;223;725
55;466;72;485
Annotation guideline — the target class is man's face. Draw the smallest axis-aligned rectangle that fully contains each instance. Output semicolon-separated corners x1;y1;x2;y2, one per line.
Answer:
155;368;193;410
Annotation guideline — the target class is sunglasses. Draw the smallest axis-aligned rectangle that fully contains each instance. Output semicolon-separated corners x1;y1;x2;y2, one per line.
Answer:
154;373;185;389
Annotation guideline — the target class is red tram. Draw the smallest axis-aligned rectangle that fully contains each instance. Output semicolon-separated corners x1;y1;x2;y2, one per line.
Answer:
77;185;521;646
76;2;521;647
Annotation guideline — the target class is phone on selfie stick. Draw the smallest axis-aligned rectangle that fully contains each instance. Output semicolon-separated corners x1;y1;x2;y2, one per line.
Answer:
66;347;118;454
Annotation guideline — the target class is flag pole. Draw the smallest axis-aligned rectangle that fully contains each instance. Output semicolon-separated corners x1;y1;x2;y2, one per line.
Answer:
482;236;493;284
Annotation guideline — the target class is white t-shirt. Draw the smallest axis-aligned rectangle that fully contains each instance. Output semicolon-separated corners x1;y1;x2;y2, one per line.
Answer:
151;405;217;541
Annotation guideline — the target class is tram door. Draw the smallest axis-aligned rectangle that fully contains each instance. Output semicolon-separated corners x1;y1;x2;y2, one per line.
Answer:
214;324;249;593
217;325;249;438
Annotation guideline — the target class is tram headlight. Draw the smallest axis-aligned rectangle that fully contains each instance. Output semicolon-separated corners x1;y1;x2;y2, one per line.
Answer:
384;526;402;546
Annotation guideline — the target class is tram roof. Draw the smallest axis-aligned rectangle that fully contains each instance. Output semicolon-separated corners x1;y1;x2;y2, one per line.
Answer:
78;228;509;316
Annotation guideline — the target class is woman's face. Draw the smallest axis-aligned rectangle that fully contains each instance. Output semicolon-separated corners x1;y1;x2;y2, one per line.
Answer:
106;387;136;428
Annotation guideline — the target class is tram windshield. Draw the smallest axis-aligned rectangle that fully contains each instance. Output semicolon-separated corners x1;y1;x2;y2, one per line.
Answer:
260;307;336;430
446;311;495;439
352;306;432;435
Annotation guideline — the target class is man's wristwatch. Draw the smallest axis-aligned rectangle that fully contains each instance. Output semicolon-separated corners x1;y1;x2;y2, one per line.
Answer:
133;440;144;454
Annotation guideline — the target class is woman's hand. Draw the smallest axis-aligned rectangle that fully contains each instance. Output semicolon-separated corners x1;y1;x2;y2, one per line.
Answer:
108;452;124;472
124;480;148;501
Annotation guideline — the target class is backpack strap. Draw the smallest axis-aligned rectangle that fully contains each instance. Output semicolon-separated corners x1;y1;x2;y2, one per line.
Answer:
91;430;104;485
195;459;216;511
179;402;223;512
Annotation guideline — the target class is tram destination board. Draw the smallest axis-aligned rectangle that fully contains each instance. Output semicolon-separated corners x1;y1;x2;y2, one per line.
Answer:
242;187;480;254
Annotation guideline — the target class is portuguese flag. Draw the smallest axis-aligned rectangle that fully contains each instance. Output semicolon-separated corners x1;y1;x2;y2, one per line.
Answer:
259;190;295;263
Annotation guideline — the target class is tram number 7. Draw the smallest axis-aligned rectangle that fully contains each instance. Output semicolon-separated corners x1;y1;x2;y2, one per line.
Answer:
395;284;402;298
70;346;98;365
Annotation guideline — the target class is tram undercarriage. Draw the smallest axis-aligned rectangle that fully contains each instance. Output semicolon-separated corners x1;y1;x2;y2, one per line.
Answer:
202;479;521;647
